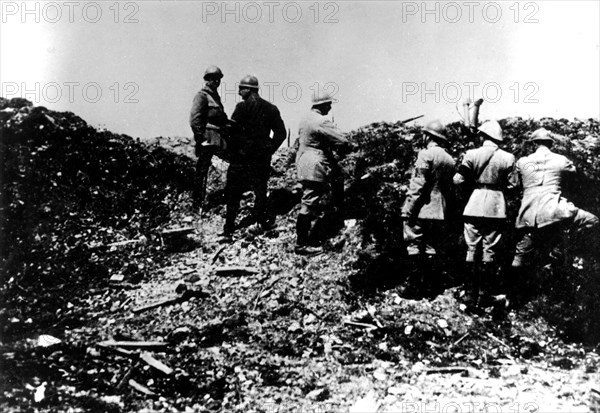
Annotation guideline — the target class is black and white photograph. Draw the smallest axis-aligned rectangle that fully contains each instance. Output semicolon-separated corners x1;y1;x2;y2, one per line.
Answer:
1;1;600;411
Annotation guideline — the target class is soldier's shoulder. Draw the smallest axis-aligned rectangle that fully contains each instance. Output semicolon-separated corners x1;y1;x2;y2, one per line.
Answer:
260;96;278;109
498;148;516;160
464;147;480;157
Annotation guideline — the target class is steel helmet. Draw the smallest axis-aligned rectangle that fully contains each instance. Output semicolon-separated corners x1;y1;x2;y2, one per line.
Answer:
531;128;555;143
478;120;503;142
423;120;447;141
239;75;259;89
203;65;224;80
311;90;337;106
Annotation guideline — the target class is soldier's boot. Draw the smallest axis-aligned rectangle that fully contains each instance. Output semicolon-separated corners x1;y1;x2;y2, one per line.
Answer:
295;215;323;255
478;262;497;307
505;265;533;308
424;255;445;297
398;254;422;297
461;263;482;308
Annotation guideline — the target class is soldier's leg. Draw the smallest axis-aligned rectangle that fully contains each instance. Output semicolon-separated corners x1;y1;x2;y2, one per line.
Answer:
295;181;326;254
403;219;423;257
481;220;505;296
570;209;600;256
252;163;272;228
193;146;214;208
462;220;482;303
307;183;331;246
509;230;538;305
223;164;244;235
512;230;535;268
482;220;502;264
464;219;482;263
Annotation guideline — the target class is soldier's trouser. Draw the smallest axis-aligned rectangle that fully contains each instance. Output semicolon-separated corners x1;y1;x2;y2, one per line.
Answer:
297;181;331;246
193;146;217;207
512;208;599;267
464;218;504;263
224;162;271;234
404;219;446;256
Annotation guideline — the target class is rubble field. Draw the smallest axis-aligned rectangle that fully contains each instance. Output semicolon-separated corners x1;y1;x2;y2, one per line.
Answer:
1;98;600;412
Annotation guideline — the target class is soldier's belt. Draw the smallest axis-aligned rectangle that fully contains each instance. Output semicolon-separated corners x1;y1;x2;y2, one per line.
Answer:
476;183;501;190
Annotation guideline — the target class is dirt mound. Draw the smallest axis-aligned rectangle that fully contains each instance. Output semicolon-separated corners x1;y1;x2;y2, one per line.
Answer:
0;98;197;340
1;99;600;412
342;116;600;343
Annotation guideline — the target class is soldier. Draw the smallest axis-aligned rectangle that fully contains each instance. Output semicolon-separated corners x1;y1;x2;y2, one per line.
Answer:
453;120;517;302
189;65;229;209
401;120;456;290
295;91;349;255
511;128;599;268
221;75;286;239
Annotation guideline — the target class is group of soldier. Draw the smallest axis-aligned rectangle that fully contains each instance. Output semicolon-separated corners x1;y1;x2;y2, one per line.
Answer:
189;65;348;254
190;65;599;305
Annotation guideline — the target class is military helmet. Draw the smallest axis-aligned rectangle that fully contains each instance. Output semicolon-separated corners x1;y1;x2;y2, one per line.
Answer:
531;128;555;143
478;120;503;142
312;90;337;106
239;75;259;89
423;120;447;141
203;65;224;80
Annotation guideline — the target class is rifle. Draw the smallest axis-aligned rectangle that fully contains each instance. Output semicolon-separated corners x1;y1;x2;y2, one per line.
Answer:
459;98;484;129
399;114;424;125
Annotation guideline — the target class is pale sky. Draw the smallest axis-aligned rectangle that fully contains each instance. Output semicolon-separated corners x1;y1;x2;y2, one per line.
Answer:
1;1;599;140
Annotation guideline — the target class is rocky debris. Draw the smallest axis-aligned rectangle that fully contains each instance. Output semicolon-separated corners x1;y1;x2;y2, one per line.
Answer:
1;98;600;412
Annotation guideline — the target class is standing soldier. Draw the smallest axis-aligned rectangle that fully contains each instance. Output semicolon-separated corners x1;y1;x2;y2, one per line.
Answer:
295;91;349;255
511;128;599;269
221;75;286;239
453;120;517;302
189;65;229;209
401;120;456;291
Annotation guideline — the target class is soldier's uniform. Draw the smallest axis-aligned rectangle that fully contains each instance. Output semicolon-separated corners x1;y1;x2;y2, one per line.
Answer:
223;76;286;236
454;121;517;263
189;66;228;208
401;121;455;258
512;128;599;267
295;94;348;252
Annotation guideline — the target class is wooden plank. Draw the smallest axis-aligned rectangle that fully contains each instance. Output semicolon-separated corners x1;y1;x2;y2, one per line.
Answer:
108;239;143;248
128;379;156;396
132;297;179;314
140;352;173;375
214;266;260;277
425;366;469;375
160;227;195;236
98;340;167;350
343;320;378;330
97;342;138;358
210;245;227;265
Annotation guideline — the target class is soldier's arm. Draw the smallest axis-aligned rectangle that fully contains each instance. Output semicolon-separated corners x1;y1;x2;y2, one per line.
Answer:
402;151;431;218
453;154;472;186
269;106;287;153
319;119;349;152
506;155;519;190
190;92;208;138
231;102;245;125
564;157;577;174
513;158;524;190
